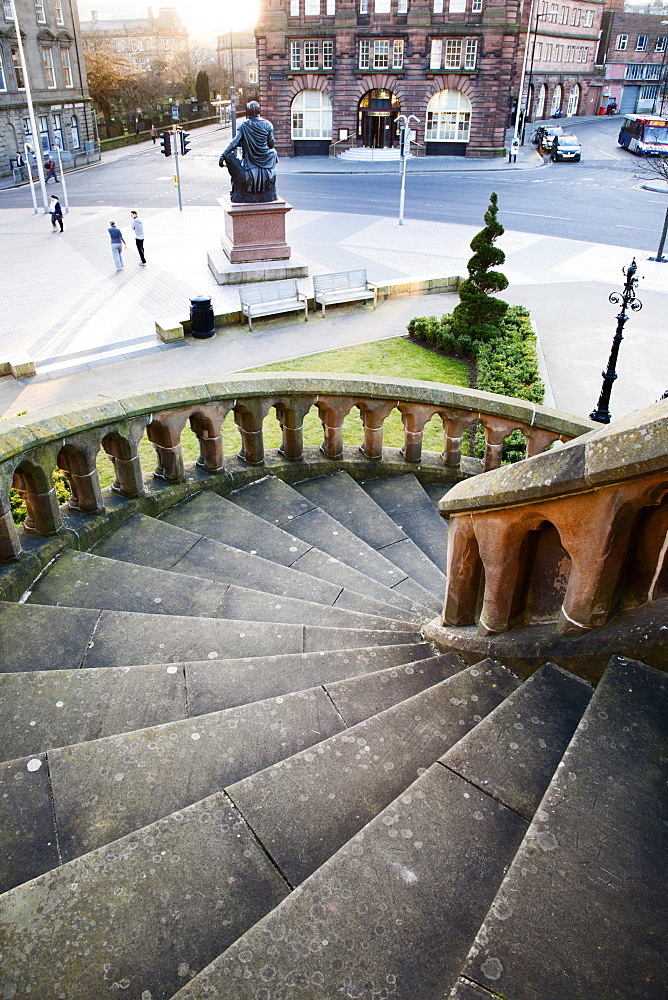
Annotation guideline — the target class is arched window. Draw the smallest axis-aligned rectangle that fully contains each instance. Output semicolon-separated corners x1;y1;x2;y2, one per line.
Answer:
567;83;579;116
425;89;472;142
551;84;562;115
70;114;80;149
535;83;547;118
291;90;332;139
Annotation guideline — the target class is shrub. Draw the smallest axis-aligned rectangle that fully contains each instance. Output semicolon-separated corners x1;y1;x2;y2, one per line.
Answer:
451;192;509;343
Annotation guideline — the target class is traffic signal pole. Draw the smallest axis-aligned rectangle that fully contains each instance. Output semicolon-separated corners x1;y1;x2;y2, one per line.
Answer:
172;124;182;211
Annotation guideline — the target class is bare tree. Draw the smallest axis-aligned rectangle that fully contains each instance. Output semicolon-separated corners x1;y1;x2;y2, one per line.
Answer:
636;154;668;188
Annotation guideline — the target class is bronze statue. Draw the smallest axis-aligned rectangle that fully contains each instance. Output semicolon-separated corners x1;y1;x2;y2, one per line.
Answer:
219;101;278;203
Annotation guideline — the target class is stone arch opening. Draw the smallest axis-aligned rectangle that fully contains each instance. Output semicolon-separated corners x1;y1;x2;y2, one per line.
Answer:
522;520;572;623
620;492;668;609
551;84;563;116
291;89;333;156
424;89;472;155
358;88;400;148
535;83;547;119
567;83;580;117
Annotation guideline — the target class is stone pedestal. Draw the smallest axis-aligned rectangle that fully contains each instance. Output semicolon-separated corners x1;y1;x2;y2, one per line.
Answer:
221;196;292;264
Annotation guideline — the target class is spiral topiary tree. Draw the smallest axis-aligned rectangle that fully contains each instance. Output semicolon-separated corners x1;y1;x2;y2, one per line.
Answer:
451;192;509;342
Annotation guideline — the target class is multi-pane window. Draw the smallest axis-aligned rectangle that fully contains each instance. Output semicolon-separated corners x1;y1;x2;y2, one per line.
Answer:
359;0;368;11
373;39;390;67
323;39;333;67
38;113;50;149
60;47;73;86
35;0;46;23
291;40;301;68
248;66;258;81
570;7;580;25
626;63;644;80
358;39;402;69
326;0;335;12
397;0;408;11
535;42;542;59
3;0;14;20
464;37;477;68
449;0;466;12
636;35;648;51
429;38;442;68
290;0;299;14
577;45;587;61
392;39;404;68
444;39;462;67
433;0;444;12
42;46;56;87
375;0;390;11
425;89;471;142
645;63;662;79
291;89;332;139
116;40;124;51
555;43;563;61
583;9;592;26
53;0;63;24
560;5;567;24
544;43;552;60
304;40;318;68
11;46;24;87
548;3;558;22
359;38;370;66
52;113;64;148
640;84;658;100
656;36;667;52
305;0;320;13
70;114;80;149
615;34;627;50
472;0;483;11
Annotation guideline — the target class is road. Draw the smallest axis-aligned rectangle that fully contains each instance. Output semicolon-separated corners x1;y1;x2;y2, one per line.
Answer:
0;116;665;251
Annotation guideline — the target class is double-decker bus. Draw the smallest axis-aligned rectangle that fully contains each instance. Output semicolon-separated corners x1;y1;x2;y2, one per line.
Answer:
618;115;668;155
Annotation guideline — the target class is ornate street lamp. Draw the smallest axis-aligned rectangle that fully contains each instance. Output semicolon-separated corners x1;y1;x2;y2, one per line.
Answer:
589;259;642;424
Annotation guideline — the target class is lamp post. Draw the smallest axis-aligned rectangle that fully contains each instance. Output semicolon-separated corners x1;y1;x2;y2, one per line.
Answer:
397;113;419;226
654;21;668;115
10;0;48;212
522;9;547;143
512;0;538;148
589;259;643;424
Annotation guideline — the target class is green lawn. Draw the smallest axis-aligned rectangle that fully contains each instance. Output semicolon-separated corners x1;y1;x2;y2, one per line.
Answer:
101;337;469;489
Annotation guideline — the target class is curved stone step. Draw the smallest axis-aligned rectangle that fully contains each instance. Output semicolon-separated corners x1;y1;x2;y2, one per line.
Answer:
360;473;450;571
161;489;434;617
226;661;519;887
229;475;443;612
0;791;291;1000
168;662;590;1000
93;511;419;624
293;471;447;597
26;550;422;633
454;656;668;1000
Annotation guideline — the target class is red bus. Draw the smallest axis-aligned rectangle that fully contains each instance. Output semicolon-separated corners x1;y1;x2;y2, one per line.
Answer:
618;115;668;155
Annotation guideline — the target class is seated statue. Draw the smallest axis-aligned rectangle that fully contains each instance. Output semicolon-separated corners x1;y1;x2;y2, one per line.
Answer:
219;101;278;203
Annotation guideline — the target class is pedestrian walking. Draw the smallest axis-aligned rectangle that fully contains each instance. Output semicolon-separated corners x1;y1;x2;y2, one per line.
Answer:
130;210;146;264
151;125;157;145
50;195;63;232
108;220;126;271
44;156;58;183
16;151;27;182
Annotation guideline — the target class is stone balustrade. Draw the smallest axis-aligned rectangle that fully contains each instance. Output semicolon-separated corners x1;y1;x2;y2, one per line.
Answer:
437;399;668;638
0;374;590;568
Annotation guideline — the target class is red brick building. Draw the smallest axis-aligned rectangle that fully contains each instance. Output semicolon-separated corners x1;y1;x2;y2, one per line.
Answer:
256;0;525;157
596;10;668;115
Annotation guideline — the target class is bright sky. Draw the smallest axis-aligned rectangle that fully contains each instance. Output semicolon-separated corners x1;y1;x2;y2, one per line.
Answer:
79;0;259;40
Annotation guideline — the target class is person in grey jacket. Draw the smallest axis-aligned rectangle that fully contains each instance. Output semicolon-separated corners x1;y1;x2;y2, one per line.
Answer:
108;221;126;271
130;211;146;264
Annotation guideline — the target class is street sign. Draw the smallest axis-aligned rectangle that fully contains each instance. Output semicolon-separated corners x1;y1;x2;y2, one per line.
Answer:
172;106;179;121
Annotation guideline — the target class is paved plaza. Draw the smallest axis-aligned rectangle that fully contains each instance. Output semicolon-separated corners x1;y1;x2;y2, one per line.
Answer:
0;128;666;422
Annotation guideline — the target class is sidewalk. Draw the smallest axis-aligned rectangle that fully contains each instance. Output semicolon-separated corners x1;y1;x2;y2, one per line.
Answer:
0;188;666;424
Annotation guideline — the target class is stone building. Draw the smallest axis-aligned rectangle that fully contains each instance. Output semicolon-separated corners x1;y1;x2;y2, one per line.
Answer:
216;30;259;95
255;0;526;158
519;0;606;123
596;9;668;115
0;0;95;174
79;6;187;74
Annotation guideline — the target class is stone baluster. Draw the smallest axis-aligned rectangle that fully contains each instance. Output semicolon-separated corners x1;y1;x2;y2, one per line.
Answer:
12;464;63;537
234;399;273;466
479;417;518;471
147;410;190;482
58;444;105;514
442;410;477;468
359;400;396;461
102;429;146;498
275;396;317;461
397;403;442;464
472;513;536;634
316;397;356;460
191;403;231;473
441;515;483;626
524;427;561;459
0;484;21;560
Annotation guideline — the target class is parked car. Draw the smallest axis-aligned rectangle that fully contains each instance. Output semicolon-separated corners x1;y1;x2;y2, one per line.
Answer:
533;125;564;152
550;134;582;162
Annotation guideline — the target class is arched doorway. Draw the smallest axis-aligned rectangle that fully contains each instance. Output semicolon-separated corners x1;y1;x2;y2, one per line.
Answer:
291;89;333;155
358;89;400;148
535;84;547;119
551;84;563;116
425;89;472;154
567;84;580;117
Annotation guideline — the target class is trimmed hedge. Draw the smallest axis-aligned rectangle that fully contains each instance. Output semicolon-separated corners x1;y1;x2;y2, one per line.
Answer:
407;305;545;462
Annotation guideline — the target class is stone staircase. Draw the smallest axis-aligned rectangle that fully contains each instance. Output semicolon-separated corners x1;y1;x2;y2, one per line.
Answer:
0;468;665;1000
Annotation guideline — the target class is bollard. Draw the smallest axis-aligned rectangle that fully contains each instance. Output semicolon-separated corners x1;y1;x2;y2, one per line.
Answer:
189;295;215;339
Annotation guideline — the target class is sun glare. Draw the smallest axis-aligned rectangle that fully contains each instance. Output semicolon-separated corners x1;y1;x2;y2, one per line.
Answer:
179;0;259;37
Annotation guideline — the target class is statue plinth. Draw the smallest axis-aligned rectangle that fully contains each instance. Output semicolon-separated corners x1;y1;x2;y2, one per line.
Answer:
221;196;292;263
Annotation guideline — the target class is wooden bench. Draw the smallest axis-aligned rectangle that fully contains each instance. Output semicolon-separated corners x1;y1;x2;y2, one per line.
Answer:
313;269;378;317
238;280;308;331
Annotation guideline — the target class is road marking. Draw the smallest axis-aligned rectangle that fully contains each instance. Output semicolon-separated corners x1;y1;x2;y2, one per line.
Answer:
616;224;651;230
502;210;573;220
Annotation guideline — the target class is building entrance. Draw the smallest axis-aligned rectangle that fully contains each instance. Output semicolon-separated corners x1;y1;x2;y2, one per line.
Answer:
358;90;401;148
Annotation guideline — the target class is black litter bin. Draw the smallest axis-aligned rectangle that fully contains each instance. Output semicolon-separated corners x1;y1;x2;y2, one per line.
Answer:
190;295;215;339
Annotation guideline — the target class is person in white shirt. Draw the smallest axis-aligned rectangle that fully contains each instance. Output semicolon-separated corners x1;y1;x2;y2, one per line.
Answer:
130;210;146;265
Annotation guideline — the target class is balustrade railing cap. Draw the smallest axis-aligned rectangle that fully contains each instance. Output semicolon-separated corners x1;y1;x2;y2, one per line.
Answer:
439;399;668;517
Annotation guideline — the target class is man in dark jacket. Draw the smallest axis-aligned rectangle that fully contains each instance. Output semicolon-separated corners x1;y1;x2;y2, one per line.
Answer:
45;156;58;183
50;194;63;232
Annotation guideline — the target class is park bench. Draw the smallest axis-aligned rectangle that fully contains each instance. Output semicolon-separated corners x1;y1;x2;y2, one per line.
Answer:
239;279;309;331
313;269;378;317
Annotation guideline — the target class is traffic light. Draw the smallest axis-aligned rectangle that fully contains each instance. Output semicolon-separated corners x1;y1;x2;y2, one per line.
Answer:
180;130;191;155
160;131;171;156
